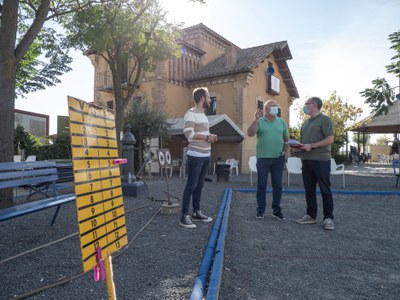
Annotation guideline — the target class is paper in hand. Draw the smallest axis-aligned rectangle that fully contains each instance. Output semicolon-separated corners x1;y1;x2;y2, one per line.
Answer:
285;139;304;148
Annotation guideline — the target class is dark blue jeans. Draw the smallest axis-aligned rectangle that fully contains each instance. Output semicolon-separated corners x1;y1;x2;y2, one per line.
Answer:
256;156;285;215
181;155;210;216
301;160;334;220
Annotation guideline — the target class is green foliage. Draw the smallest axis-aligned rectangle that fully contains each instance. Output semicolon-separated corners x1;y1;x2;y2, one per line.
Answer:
322;92;362;157
14;124;42;156
35;136;72;160
351;132;371;144
360;78;396;116
289;127;301;141
332;154;347;165
64;1;182;81
16;26;72;97
386;30;400;77
124;97;171;168
375;135;391;146
63;0;182;143
14;125;71;160
360;30;400;116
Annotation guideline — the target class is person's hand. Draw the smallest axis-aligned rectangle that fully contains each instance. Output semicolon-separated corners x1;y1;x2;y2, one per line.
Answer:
208;134;218;143
301;144;313;152
255;109;263;120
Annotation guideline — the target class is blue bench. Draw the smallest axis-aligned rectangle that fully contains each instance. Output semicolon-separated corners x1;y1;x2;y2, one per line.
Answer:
0;161;76;225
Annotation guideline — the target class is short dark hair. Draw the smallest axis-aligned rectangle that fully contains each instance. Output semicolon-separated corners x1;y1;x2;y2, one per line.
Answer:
193;87;208;103
307;96;323;110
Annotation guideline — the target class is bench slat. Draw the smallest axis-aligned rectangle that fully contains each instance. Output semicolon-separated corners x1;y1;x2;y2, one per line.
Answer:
0;168;57;181
0;193;76;222
0;161;56;171
0;174;58;189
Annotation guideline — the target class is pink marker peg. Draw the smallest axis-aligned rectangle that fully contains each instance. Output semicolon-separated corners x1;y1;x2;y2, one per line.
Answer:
113;158;127;165
94;246;106;281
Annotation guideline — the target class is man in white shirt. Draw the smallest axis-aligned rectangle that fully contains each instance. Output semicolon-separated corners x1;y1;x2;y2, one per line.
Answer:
179;87;218;228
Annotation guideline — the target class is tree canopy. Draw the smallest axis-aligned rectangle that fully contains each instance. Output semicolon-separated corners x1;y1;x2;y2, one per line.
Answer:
124;96;171;172
360;30;400;116
0;0;111;207
64;0;182;149
386;30;400;77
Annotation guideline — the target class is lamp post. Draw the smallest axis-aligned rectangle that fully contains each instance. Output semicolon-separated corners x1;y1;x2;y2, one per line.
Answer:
120;123;145;197
121;123;136;183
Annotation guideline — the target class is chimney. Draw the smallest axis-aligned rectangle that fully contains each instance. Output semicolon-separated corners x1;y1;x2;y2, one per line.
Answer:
224;45;238;67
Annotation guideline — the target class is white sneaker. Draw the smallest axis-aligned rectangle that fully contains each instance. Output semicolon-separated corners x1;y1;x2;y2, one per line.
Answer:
296;214;317;225
179;215;196;228
323;218;334;230
191;210;213;223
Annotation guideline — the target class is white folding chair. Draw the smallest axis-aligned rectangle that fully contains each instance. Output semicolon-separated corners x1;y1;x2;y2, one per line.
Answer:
286;157;302;187
180;147;188;178
330;158;345;188
393;159;400;188
248;156;257;186
225;158;239;176
169;159;181;177
25;155;37;162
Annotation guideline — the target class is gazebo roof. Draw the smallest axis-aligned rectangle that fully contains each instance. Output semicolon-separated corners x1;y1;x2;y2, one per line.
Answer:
350;100;400;134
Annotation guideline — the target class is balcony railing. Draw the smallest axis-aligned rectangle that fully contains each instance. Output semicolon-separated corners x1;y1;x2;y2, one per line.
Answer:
95;71;113;90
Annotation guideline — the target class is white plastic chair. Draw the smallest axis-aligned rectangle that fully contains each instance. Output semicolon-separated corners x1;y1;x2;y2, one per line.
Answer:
392;159;399;188
286;157;302;187
14;155;22;162
248;156;257;186
225;158;239;176
25;155;37;162
330;158;345;188
169;159;181;177
180;147;188;178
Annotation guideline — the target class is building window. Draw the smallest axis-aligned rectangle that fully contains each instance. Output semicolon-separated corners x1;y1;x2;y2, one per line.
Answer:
107;101;114;109
205;96;217;115
266;62;280;95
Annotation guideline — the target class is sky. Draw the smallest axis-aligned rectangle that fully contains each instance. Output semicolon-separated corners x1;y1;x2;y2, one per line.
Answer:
15;0;400;134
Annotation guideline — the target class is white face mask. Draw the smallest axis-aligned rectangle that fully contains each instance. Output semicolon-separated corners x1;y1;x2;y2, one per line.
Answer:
269;106;279;116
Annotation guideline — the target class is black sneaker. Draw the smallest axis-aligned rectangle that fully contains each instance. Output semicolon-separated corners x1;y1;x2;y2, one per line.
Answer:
256;213;265;219
272;211;286;221
179;215;196;228
192;210;213;222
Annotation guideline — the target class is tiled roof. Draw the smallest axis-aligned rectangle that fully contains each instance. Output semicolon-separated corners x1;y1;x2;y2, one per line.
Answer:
185;41;299;98
186;42;287;80
183;23;238;48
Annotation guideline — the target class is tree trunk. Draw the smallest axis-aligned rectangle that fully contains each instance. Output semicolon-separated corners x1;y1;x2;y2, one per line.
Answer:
0;0;19;208
0;55;17;208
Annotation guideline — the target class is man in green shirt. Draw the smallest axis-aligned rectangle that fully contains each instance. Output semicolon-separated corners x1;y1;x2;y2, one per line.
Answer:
296;96;335;230
247;100;289;220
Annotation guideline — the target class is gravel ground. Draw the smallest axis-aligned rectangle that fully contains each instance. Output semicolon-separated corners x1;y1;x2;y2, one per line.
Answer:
1;163;399;299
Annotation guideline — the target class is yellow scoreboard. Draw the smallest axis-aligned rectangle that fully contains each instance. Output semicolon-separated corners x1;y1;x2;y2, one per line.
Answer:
68;96;128;272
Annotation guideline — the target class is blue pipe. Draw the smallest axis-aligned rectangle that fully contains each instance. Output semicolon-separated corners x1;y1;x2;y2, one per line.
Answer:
191;186;400;299
189;188;230;300
233;188;400;195
206;188;232;300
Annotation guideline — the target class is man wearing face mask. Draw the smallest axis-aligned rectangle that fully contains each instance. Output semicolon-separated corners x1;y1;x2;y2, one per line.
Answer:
179;87;218;229
296;96;335;230
247;100;289;220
